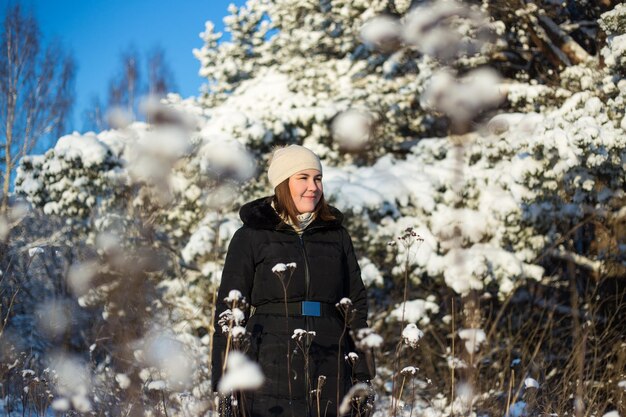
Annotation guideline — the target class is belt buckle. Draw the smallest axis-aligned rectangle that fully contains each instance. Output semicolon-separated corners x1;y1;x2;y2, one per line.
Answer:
301;301;321;317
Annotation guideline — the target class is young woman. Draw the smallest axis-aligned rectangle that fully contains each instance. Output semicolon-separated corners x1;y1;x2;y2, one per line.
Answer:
211;145;375;417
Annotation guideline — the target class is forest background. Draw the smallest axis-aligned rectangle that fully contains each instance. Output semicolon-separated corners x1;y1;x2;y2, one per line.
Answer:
1;0;625;416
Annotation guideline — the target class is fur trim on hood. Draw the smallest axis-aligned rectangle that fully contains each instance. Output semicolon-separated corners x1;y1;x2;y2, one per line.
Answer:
239;196;344;230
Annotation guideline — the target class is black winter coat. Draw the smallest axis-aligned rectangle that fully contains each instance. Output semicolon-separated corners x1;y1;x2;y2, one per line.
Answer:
211;196;375;417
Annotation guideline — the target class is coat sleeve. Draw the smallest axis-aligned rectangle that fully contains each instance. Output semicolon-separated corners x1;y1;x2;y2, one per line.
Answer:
341;227;376;381
211;226;255;391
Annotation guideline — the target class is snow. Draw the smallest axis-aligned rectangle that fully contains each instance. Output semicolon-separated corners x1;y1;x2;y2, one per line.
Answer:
400;366;418;375
360;15;401;51
458;328;486;353
292;329;316;340
355;328;384;349
401;324;424;348
421;68;504;125
28;247;44;257
359;257;384;287
67;261;97;296
524;377;540;389
387;298;440;326
225;290;243;303
338;297;352;307
217;351;265;394
148;380;167;390
115;373;131;389
50;397;70;411
402;0;488;60
331;109;373;151
54;133;110;167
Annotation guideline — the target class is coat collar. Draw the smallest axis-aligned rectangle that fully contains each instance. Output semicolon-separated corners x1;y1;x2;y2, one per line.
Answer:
239;196;344;231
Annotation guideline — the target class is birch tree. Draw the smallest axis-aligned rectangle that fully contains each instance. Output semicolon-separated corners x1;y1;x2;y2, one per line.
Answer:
0;4;75;208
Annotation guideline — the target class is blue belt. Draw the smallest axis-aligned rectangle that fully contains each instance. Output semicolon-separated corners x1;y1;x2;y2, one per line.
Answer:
253;301;338;317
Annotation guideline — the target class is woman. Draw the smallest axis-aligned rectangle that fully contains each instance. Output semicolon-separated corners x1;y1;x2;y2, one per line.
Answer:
211;145;375;417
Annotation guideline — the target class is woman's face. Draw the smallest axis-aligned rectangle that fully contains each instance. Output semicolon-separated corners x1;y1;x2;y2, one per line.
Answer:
288;169;323;214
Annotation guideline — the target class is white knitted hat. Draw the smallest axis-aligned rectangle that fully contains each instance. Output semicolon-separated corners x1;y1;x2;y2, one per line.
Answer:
267;145;322;189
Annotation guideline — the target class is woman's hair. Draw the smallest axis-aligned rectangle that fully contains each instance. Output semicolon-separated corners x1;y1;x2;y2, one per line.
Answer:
273;178;335;226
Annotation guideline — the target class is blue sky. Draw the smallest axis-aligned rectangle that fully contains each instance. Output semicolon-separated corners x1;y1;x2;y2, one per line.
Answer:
4;0;242;132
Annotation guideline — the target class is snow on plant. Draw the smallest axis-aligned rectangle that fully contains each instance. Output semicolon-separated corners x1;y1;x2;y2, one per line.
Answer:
400;366;418;376
401;0;498;62
421;67;504;128
458;328;486;354
225;290;243;303
360;15;402;53
47;353;93;412
599;4;626;75
354;328;384;350
35;300;71;338
386;297;440;326
217;351;264;394
345;352;359;366
338;382;371;415
401;324;424;349
358;257;383;287
66;261;98;297
292;329;316;341
331;109;375;152
115;373;131;389
137;330;197;388
524;377;539;389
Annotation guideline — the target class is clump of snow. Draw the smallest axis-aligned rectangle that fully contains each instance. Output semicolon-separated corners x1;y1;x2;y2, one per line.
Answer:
115;373;131;389
148;380;167;390
67;261;98;296
36;301;70;338
142;332;194;387
28;247;44;257
106;107;133;129
524;377;540;389
421;68;504;126
292;329;316;341
458;328;486;353
386;297;439;326
218;351;264;393
51;397;70;411
331;109;374;151
225;290;243;303
400;366;418;375
354;328;384;349
48;353;92;399
338;297;353;307
338;383;371;415
360;15;402;52
358;257;383;287
402;0;493;61
401;324;424;348
54;133;111;167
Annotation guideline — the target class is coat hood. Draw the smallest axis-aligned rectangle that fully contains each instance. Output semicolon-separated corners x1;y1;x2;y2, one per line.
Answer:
239;196;344;230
